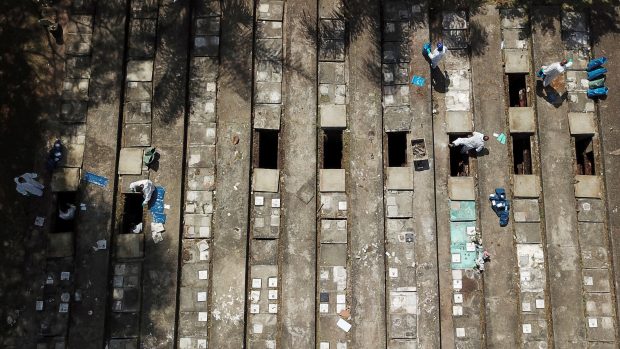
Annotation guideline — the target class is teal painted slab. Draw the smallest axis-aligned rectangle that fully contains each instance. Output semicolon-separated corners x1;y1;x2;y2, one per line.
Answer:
450;200;477;221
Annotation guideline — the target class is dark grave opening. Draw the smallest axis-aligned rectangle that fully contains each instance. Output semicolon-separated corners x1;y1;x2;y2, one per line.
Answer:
121;193;144;234
54;191;77;233
512;134;533;174
449;134;470;176
507;73;528;107
575;135;596;175
258;129;279;169
323;130;343;169
387;132;408;167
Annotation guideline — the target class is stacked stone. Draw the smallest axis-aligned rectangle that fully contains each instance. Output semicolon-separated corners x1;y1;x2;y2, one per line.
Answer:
247;1;285;348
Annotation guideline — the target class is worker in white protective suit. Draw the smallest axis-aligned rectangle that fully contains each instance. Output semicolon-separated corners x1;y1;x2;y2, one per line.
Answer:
449;132;489;154
14;173;44;197
129;179;154;207
537;59;573;87
428;42;447;69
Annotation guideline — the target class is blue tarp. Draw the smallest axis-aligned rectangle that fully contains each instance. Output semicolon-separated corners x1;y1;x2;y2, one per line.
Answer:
83;171;108;187
149;186;166;223
588;86;609;98
588;67;607;80
587;57;608;71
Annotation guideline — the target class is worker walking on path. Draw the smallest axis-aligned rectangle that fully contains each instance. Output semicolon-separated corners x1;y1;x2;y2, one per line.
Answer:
449;132;489;154
14;173;45;197
537;59;573;87
424;42;447;69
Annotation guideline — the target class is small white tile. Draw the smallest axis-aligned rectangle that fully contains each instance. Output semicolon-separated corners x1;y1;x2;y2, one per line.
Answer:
197;291;207;302
535;299;545;309
466;242;476;252
253;323;263;334
268;277;278;287
522;301;531;312
198;312;208;322
198;270;208;280
59;303;69;313
252;278;262;288
338;201;347;211
320;303;329;313
455;327;465;338
336;343;347;349
451;269;462;280
452;253;461;263
453;279;462;290
250;304;260;314
453;305;463;316
454;293;463;304
320;343;330;349
268;303;278;313
336;303;346;313
522;324;532;334
271;198;280;208
389;268;399;278
60;271;71;280
250;290;260;303
255;196;264;206
584;276;594;286
259;4;269;12
268;290;278;300
588;318;598;328
337;294;346;304
36;301;44;311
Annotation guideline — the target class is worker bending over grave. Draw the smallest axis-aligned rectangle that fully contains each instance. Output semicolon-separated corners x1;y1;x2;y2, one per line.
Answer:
449;132;489;154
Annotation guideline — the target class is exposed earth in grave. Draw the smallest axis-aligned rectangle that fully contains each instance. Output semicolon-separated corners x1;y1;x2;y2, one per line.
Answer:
2;0;620;348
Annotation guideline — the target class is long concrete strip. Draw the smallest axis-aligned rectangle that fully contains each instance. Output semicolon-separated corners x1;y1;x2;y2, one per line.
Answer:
348;0;386;346
470;5;520;347
279;0;318;347
68;0;127;346
532;6;587;346
139;0;190;346
592;0;620;341
209;0;254;346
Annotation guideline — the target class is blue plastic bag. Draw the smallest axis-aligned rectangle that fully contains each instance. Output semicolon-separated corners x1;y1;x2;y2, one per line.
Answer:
587;57;608;71
588;67;607;80
587;86;608;98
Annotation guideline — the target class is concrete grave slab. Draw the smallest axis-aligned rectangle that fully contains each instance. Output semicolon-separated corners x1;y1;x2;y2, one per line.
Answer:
189;98;216;123
386;167;413;190
194;0;221;17
188;122;217;146
253;169;280;193
195;17;220;36
124;102;151;124
383;21;410;42
250;239;278;265
51;167;80;192
383;106;411;132
182;239;210;264
126;60;153;81
500;8;528;29
62;79;90;100
256;38;283;60
186;168;215;191
123;123;151;147
128;18;156;58
586;316;615;342
383;41;410;63
118;148;144;175
389;313;417;339
65;33;92;55
65;56;91;79
383;1;410;21
579;222;606;247
319;244;347;266
566;71;589;92
443;29;468;49
446;69;471;91
388;339;418;349
585;293;614;317
446;111;473;133
565;48;590;71
448;177;475;200
319;62;345;84
320;39;345;61
513;199;540;222
187;145;216;168
179;287;208;312
130;0;159;18
574;175;602;198
568;92;596;113
562;11;589;32
504;49;530;73
583;269;611;293
256;60;283;83
109;312;140;338
320;104;346;128
445;89;470;111
320;192;348;219
443;11;468;29
444;50;469;70
563;31;590;50
257;0;284;21
65;15;93;34
193;36;220;57
509;107;536;133
321;220;347;244
47;233;74;258
515;223;542;244
386;191;414;218
177;312;208;336
125;81;152;101
320;169;345;192
115;234;144;259
320;19;345;40
502;29;529;49
257;20;283;39
178;337;208;349
190;56;219;81
513;175;541;198
520;315;548;341
255;82;282;104
382;63;409;85
581;244;609;269
59;143;85;168
60;100;88;123
383;85;410;107
183;214;212;238
577;199;605;223
108;338;138;349
568;113;596;135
